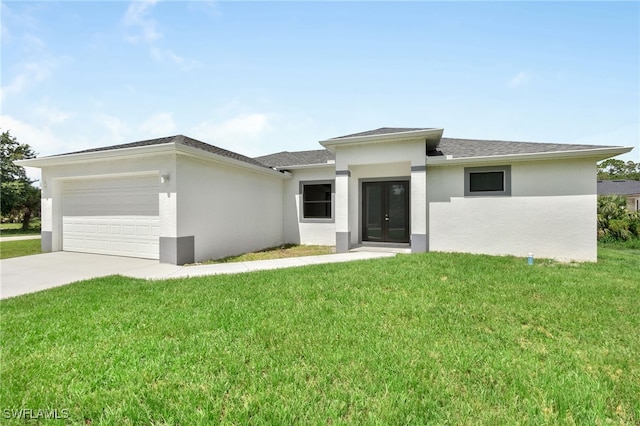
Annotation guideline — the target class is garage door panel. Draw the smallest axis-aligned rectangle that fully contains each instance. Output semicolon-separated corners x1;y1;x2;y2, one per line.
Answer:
62;176;160;259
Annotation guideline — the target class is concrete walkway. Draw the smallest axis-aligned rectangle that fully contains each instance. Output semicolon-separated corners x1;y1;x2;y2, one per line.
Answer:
0;235;41;242
0;251;397;299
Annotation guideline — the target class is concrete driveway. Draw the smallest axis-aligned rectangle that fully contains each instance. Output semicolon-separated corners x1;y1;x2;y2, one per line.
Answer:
0;250;397;300
0;252;184;299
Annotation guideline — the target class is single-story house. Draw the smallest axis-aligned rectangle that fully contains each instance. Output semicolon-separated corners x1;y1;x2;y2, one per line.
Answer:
597;179;640;211
19;127;633;264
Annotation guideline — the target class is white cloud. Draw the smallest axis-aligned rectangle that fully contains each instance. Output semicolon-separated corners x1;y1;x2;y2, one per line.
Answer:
190;113;272;156
0;115;61;155
507;71;531;88
139;112;176;137
0;6;63;101
122;0;196;69
0;115;62;182
123;0;161;44
35;104;74;125
95;113;130;143
0;59;58;101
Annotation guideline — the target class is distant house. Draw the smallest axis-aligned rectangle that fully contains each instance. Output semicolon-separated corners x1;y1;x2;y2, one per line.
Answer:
597;179;640;212
19;127;633;264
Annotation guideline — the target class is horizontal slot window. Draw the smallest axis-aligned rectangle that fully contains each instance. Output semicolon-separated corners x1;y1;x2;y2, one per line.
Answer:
464;166;511;196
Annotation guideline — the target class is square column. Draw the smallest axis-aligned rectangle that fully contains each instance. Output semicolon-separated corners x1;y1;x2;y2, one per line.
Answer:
410;165;427;252
335;170;351;252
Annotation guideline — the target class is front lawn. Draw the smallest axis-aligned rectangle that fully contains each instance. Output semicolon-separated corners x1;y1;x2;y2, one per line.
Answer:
0;238;41;259
1;247;638;424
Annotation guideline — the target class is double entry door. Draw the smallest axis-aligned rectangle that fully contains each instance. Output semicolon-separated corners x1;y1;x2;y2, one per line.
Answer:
362;181;410;243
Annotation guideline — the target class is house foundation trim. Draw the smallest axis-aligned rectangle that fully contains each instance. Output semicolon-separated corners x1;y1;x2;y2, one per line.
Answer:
41;231;53;252
411;234;428;253
160;236;195;265
336;232;351;253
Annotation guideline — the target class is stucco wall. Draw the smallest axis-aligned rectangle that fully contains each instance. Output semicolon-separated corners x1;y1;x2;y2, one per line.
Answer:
39;154;175;252
349;162;411;244
427;158;598;262
176;155;285;262
282;167;336;246
334;140;426;249
334;140;424;169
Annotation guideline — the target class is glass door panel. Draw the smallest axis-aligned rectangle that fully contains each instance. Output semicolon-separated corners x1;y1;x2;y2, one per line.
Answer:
363;183;383;241
362;181;409;243
386;182;409;242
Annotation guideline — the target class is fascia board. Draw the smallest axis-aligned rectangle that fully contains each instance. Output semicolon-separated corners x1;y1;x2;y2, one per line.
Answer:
426;146;634;166
15;143;176;167
16;142;289;179
273;162;336;171
320;128;444;150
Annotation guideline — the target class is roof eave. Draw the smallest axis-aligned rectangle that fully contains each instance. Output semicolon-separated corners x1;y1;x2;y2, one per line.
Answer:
426;146;634;166
16;142;288;179
320;128;444;151
273;162;335;171
15;143;177;168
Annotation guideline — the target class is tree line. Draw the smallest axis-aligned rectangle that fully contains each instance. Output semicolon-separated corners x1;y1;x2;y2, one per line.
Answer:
597;158;640;181
1;130;40;230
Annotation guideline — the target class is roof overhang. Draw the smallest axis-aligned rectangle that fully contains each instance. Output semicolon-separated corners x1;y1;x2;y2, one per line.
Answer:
426;146;634;166
320;128;444;152
16;142;289;179
272;161;335;171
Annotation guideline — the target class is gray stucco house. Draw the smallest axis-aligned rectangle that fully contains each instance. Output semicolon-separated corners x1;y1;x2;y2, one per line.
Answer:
19;127;633;264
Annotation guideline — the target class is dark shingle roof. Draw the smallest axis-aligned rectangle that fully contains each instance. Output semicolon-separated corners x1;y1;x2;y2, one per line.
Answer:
255;150;334;168
331;127;434;139
59;135;268;168
597;180;640;196
438;138;608;158
328;128;611;158
51;132;623;170
253;137;620;168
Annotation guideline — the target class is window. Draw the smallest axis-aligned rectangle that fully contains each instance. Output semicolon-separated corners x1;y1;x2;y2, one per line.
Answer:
464;166;511;196
301;181;333;220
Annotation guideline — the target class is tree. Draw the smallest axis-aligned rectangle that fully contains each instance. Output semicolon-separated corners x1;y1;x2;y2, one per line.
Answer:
597;159;640;180
1;130;40;230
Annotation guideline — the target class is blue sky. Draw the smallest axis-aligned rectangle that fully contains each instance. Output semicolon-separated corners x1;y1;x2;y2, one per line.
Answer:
2;1;639;182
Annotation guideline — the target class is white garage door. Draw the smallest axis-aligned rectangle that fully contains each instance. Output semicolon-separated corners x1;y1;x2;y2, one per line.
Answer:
62;175;160;259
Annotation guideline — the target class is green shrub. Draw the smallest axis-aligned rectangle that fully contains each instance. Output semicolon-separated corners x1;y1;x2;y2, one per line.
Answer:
609;219;632;240
597;195;640;241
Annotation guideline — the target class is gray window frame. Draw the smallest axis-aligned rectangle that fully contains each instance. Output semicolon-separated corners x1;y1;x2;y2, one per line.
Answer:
299;180;335;222
464;165;511;196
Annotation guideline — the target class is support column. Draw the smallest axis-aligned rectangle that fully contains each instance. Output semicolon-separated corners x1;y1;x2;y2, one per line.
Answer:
42;175;62;252
410;165;428;253
335;169;351;253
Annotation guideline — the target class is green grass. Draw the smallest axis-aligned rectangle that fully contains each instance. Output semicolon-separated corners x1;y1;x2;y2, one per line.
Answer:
202;244;335;264
0;238;42;259
598;237;640;250
1;247;638;424
0;219;41;236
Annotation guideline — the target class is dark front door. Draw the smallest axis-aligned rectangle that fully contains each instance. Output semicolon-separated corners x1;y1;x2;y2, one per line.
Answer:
362;181;410;243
